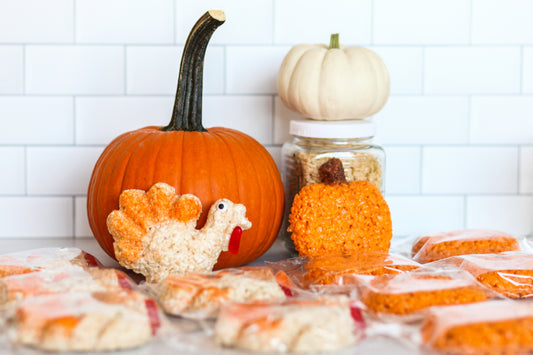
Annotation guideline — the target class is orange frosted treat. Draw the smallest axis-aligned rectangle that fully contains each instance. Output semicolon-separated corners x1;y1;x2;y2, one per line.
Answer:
360;270;492;315
10;290;161;352
0;266;134;305
215;297;363;353
421;300;533;355
0;247;100;278
303;252;421;286
157;266;286;319
411;229;520;263
448;252;533;299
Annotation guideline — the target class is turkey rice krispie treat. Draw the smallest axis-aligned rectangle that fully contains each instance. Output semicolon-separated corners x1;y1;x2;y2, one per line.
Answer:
421;300;533;355
0;247;100;278
9;290;161;352
359;270;494;315
411;229;520;263
107;183;251;283
215;297;364;353
157;266;286;319
0;266;134;305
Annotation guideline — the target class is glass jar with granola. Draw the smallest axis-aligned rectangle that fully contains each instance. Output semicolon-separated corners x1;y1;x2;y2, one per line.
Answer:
281;119;385;254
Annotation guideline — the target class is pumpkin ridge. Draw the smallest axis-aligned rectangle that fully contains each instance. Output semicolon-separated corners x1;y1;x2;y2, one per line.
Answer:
89;131;153;256
318;48;331;119
147;131;167;192
288;47;320;115
119;132;162;192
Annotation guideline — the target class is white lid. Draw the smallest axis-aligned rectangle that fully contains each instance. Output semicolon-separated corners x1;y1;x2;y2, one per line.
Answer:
289;119;376;139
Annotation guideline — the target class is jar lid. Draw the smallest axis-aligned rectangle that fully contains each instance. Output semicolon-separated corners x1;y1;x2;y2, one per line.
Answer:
289;120;376;139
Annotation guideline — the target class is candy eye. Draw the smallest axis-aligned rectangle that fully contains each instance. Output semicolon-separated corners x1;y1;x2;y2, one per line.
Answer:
218;202;227;211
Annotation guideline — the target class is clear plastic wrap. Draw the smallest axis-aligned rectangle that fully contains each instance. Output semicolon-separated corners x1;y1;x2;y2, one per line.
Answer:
421;300;533;355
0;265;134;306
268;252;421;291
358;269;498;317
152;266;286;319
214;296;365;353
428;252;533;299
6;289;164;352
0;247;101;277
410;229;521;263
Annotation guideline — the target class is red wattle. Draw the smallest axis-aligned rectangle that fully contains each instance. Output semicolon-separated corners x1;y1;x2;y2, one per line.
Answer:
228;226;242;254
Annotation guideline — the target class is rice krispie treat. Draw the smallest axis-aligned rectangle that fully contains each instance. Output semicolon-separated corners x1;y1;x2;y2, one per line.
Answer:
0;266;134;305
9;289;161;352
421;300;533;355
157;266;286;319
0;247;100;278
445;252;533;299
303;252;421;286
214;297;364;353
411;229;520;263
107;183;251;283
360;270;493;315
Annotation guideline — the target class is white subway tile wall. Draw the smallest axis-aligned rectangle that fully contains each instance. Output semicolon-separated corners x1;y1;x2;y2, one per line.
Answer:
0;0;532;239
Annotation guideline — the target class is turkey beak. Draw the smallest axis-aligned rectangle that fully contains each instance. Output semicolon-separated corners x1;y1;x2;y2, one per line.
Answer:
241;217;252;230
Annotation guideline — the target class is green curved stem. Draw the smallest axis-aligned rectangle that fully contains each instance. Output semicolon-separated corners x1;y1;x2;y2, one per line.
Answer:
163;10;225;132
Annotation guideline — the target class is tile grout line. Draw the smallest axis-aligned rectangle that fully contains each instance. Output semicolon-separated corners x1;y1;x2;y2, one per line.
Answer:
73;0;77;43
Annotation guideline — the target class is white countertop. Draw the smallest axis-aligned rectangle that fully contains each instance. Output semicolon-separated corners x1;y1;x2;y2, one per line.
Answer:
0;237;422;355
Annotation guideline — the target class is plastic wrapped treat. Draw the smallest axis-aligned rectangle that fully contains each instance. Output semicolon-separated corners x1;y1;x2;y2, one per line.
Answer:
0;247;101;278
421;300;533;355
0;266;134;305
214;297;364;353
269;252;421;289
8;289;162;352
411;229;520;263
359;270;495;316
156;266;286;319
443;252;533;299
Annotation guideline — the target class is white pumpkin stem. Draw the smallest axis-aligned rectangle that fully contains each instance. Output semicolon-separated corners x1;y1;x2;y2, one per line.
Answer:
329;33;340;49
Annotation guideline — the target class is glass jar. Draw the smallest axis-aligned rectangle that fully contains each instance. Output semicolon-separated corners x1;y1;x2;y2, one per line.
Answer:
280;119;385;255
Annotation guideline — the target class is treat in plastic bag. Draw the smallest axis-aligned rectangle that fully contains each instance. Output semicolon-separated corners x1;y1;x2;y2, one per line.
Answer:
156;266;286;319
359;270;495;316
269;253;421;290
0;266;134;305
8;289;161;352
444;252;533;299
214;296;364;353
421;300;533;355
411;229;520;263
0;247;101;277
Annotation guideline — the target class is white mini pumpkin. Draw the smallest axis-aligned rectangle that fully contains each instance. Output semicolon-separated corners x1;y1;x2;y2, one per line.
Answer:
277;34;390;120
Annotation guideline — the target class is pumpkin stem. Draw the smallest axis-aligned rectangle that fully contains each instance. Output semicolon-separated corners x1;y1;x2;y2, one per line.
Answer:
329;33;340;49
163;10;225;132
319;158;347;185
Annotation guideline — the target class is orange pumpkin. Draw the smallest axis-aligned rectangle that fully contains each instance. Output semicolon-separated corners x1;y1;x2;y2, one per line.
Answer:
86;10;284;269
